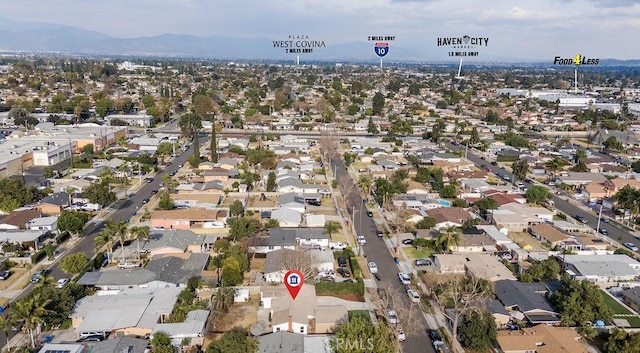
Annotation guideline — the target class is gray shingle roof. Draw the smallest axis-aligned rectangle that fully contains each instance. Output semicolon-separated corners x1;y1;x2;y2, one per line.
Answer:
89;336;149;353
494;280;557;314
145;253;209;284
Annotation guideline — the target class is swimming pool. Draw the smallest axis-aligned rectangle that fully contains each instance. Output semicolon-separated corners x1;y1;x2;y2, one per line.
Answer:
437;199;451;207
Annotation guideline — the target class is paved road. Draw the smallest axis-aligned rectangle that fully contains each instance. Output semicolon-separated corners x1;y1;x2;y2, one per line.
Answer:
449;143;640;252
331;156;436;353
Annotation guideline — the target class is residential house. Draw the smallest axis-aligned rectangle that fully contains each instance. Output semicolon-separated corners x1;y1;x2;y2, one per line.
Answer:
33;192;69;215
263;249;334;283
171;193;222;209
0;230;49;252
433;254;517;281
555;172;608;187
496;325;589;353
277;179;321;194
425;207;474;229
125;229;207;257
562;254;640;283
271;208;302;227
27;216;58;232
88;336;149;353
305;214;326;228
144;253;209;285
494;280;560;325
76;269;160;290
70;287;182;338
621;288;640;314
528;223;571;249
0;209;42;230
501;203;554;223
277;192;306;213
270;227;330;248
151;309;209;346
151;209;227;230
453;232;497;253
482;298;512;329
489;210;537;233
37;344;83;353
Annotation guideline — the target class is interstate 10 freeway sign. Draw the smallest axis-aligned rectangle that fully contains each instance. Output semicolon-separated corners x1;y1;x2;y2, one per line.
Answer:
374;42;389;57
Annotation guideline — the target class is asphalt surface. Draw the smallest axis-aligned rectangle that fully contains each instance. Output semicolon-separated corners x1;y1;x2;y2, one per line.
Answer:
331;155;436;353
448;142;640;252
1;135;204;347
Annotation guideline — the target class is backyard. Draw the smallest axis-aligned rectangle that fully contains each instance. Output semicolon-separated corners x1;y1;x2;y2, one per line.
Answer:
601;290;640;328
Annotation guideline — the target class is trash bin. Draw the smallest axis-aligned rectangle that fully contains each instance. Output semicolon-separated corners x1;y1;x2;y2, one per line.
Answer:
44;335;53;343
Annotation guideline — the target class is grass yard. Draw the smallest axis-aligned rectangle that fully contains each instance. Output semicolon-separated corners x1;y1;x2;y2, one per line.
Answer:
601;291;633;315
348;310;371;322
623;316;640;328
406;247;435;259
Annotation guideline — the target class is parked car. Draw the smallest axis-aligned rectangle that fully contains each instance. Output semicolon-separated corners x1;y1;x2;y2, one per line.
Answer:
357;235;367;245
0;270;10;280
624;242;639;252
367;210;374;217
150;189;158;195
30;270;46;283
337;257;348;268
415;258;432;266
337;268;351;277
602;217;610;223
575;215;588;223
367;262;378;274
77;335;103;343
401;238;413;245
118;262;140;269
428;329;444;345
373;273;381;281
386;308;398;325
56;278;69;288
599;228;608;235
376;230;384;237
398;272;411;285
407;289;421;303
397;329;406;342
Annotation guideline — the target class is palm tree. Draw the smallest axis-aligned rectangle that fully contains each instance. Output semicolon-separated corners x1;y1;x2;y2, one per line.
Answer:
614;185;637;225
37;274;56;288
105;221;129;262
129;225;150;263
11;293;53;348
436;226;462;252
357;175;372;201
545;157;565;180
94;227;115;261
323;221;341;239
0;315;15;351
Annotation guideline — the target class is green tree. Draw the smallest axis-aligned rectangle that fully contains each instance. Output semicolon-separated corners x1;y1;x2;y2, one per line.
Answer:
571;161;589;172
59;252;89;274
179;112;203;158
469;126;479;145
227;217;260;242
129;225;150;263
205;327;258;353
157;190;175;210
156;141;175;158
10;293;53;348
43;167;55;179
95;97;114;117
439;184;457;198
83;180;116;206
474;197;499;214
151;331;175;353
94;227;115;261
229;200;244;217
367;116;379;134
56;210;89;236
436;226;462;252
605;329;640;353
457;309;497;351
520;258;560;282
511;158;529;182
551;277;613;326
0;178;40;212
372;92;385;116
525;185;551;205
266;171;277;192
331;316;396;353
82;143;94;157
324;220;341;238
416;216;436;229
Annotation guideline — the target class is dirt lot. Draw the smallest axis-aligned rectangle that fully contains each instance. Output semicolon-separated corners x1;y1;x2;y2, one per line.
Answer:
205;296;259;346
221;196;246;207
247;194;277;208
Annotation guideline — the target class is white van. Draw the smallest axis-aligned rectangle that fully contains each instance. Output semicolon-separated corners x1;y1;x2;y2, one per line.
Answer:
117;262;139;269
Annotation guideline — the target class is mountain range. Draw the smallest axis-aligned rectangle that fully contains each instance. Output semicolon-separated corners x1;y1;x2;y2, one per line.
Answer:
0;17;639;65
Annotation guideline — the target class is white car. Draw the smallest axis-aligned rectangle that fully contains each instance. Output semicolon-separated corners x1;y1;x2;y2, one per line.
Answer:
56;278;69;288
368;262;378;274
357;235;367;245
407;289;420;303
329;242;347;250
624;242;639;252
398;272;411;285
386;308;398;325
397;330;406;342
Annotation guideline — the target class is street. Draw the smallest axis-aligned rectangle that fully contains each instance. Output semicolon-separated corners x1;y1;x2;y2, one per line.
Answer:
449;143;640;252
331;156;437;353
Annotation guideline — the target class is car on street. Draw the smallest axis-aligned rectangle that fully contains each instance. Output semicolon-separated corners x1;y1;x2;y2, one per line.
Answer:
144;177;153;183
575;215;588;223
386;308;398;325
142;198;149;204
376;230;384;237
357;235;366;245
599;228;608;235
602;217;610;223
373;273;381;281
407;289;421;303
624;242;639;252
150;189;158;195
30;270;46;283
397;329;406;342
428;329;444;345
398;272;411;285
367;261;378;274
0;270;10;280
367;210;374;217
415;258;432;266
56;278;69;288
502;175;510;181
401;238;413;245
337;268;351;277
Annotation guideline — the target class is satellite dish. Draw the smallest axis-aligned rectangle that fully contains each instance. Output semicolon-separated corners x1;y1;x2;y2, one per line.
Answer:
250;320;267;336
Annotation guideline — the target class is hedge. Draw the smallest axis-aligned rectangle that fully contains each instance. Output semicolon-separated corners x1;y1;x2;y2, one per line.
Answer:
31;249;48;264
55;231;71;245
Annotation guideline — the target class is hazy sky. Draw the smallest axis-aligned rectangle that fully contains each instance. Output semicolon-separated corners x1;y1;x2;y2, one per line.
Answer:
2;0;640;60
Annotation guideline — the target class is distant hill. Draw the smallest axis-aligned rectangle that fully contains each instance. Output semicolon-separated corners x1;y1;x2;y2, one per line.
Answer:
0;17;638;64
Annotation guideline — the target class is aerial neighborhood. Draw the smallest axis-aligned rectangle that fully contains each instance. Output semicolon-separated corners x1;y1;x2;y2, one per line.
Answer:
0;55;640;353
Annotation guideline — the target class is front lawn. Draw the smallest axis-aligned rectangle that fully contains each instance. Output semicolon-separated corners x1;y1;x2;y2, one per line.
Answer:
406;247;436;259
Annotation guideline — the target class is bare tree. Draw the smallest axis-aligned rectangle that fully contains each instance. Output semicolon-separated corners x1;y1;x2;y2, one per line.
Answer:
271;250;319;284
375;282;423;336
338;174;356;198
434;275;493;353
318;130;339;163
388;203;413;252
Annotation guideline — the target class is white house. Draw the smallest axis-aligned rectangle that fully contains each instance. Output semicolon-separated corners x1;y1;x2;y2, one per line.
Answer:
27;216;58;232
271;208;302;228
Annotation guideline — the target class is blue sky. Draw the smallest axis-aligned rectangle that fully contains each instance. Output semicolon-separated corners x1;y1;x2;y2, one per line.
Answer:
2;0;640;60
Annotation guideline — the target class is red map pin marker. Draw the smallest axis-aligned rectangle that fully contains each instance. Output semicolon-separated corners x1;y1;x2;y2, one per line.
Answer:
284;269;304;300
